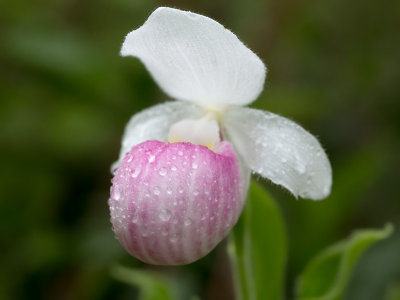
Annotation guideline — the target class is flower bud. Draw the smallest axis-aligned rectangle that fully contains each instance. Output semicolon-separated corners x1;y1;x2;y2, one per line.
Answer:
109;140;245;265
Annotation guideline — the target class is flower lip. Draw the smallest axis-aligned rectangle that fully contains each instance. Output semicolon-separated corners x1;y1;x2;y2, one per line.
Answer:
109;140;245;265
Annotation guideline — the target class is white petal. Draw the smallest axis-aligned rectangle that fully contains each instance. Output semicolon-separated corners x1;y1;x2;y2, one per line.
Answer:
223;107;332;200
121;7;266;109
112;101;203;170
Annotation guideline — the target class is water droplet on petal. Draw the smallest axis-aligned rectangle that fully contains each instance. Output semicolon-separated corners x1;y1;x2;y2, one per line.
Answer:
166;187;172;195
131;167;141;178
191;162;198;169
169;233;179;243
148;155;155;163
159;209;172;221
193;189;199;196
153;186;160;195
171;165;177;171
131;213;139;223
295;163;306;175
142;226;149;237
184;217;192;226
159;167;167;176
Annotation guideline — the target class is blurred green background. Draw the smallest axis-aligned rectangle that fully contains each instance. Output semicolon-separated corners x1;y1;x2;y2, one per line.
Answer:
1;0;399;299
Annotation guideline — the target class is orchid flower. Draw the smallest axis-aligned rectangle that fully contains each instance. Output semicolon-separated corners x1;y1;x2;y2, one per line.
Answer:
109;7;332;265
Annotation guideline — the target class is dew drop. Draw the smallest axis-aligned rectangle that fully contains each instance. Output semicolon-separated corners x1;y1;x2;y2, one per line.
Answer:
153;186;160;195
113;190;121;201
131;167;141;178
169;233;179;243
131;213;139;224
159;209;172;221
178;150;183;156
281;157;287;163
127;155;133;163
166;187;172;195
141;226;149;237
171;165;177;171
148;155;155;163
193;189;199;196
295;163;306;175
159;167;167;176
162;228;168;236
191;162;198;169
184;217;192;226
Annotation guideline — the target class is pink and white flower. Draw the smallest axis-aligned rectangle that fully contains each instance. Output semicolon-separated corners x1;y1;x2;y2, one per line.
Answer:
109;7;332;265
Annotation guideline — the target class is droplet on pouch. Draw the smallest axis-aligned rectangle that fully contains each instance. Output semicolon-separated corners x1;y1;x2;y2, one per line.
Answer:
159;167;167;176
184;217;192;226
131;167;141;178
153;186;160;195
159;209;172;221
169;233;179;243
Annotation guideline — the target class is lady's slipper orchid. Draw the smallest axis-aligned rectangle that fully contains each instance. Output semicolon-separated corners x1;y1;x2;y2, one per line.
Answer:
109;7;332;265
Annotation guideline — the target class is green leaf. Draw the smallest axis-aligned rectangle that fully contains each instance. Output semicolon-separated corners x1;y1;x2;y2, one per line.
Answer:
296;224;393;300
228;180;287;300
111;265;175;300
386;283;400;300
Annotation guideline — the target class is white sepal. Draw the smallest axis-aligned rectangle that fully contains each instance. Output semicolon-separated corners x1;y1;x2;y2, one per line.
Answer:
112;101;203;170
223;106;332;200
121;7;266;109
